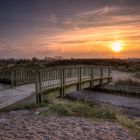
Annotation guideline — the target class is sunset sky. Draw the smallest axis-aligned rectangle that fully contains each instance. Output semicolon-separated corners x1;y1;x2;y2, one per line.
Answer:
0;0;140;58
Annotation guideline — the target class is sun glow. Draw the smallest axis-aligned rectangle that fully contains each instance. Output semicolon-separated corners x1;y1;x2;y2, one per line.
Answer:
111;41;123;52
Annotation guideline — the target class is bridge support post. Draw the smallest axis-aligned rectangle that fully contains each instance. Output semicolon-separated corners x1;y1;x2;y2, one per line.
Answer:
90;66;94;88
60;68;65;97
35;71;43;104
77;67;82;91
100;67;103;86
108;66;111;83
11;70;16;87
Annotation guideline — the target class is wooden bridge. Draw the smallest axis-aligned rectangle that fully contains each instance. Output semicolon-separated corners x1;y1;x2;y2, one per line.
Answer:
0;66;112;110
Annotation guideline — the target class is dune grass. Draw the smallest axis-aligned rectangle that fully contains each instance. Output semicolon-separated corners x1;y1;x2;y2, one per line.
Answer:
41;99;116;120
40;99;140;139
117;115;140;140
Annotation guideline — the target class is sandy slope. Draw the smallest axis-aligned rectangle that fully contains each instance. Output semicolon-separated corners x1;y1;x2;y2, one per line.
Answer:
0;110;136;140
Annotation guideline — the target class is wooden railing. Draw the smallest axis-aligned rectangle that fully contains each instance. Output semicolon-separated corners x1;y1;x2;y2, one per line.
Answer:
35;67;61;92
35;66;111;93
0;66;112;104
10;69;34;86
1;66;111;89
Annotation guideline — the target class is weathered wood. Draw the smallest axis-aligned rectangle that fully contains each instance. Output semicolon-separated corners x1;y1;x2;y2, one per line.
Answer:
60;68;65;97
100;66;103;85
77;67;82;91
90;66;94;88
1;66;112;104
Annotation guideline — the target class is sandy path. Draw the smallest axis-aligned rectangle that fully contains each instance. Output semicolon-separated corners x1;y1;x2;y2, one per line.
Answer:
0;110;135;140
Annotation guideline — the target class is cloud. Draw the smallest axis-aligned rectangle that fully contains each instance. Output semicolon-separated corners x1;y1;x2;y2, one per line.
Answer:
76;6;115;17
49;14;57;23
0;0;140;58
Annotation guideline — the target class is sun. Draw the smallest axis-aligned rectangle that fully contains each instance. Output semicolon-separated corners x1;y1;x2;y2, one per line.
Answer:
111;41;123;52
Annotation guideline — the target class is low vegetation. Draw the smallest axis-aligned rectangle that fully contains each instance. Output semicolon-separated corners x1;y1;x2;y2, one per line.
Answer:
7;98;139;139
117;116;140;140
41;99;116;120
38;99;140;139
115;79;140;87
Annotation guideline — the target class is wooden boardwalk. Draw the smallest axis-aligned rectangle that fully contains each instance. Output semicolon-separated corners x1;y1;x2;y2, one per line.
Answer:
0;84;35;110
0;66;112;110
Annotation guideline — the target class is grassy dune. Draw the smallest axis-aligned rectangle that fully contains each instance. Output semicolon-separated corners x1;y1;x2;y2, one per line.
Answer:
38;99;140;139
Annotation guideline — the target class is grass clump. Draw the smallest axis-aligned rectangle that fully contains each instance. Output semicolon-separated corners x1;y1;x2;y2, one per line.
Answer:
117;116;140;140
47;103;75;116
41;99;116;120
39;99;139;139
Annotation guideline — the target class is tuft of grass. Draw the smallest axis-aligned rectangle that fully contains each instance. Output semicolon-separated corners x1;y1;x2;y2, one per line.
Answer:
41;99;116;120
18;98;139;139
117;115;140;140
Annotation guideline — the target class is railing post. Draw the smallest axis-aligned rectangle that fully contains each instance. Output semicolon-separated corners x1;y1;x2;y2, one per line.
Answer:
77;67;82;91
90;66;94;88
60;68;65;97
100;66;103;85
38;71;42;92
11;70;16;87
108;66;111;83
35;70;43;104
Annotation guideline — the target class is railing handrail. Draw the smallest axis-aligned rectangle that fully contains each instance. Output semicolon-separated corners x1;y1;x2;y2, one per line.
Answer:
0;65;111;87
38;65;110;72
35;66;111;93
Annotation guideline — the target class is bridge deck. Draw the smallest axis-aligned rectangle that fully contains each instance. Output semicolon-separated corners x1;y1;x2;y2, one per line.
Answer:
0;77;89;109
0;84;35;110
0;66;112;110
0;77;90;110
0;76;103;110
